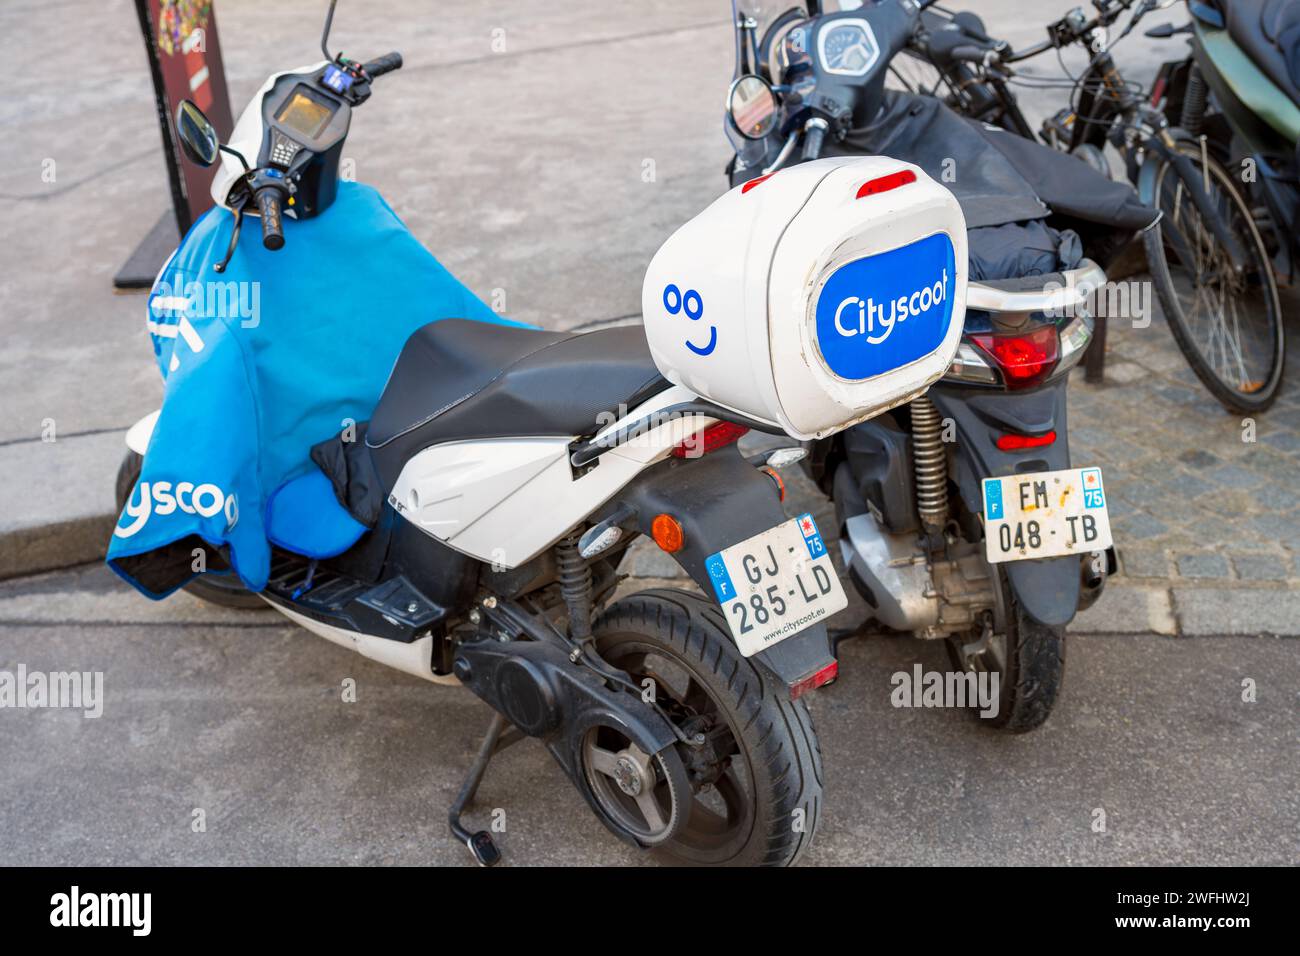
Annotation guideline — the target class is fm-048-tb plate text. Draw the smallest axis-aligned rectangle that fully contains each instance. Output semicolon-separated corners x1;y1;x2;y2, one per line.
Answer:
982;467;1112;563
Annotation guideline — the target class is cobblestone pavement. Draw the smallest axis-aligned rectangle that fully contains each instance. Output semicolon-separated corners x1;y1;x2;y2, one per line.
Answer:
1070;306;1300;588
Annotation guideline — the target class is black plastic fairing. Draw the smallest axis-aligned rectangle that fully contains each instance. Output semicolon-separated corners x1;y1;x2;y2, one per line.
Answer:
928;381;1082;626
611;446;838;689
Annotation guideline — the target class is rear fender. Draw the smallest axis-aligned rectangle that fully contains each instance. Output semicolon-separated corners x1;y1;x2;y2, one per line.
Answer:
611;445;836;692
928;383;1082;627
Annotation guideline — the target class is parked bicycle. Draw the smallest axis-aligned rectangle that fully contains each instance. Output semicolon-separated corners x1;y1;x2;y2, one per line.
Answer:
899;0;1286;412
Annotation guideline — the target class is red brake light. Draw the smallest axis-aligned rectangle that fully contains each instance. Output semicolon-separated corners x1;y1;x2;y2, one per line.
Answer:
996;430;1057;451
790;660;838;700
856;169;916;198
742;174;773;194
672;421;749;458
969;326;1060;389
1150;75;1167;106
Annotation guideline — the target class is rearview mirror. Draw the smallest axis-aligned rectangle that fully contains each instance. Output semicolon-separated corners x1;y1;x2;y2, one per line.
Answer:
175;99;220;167
727;74;779;140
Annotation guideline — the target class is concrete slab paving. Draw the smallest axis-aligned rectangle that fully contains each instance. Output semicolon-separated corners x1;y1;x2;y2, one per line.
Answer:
0;564;1294;866
1174;587;1300;637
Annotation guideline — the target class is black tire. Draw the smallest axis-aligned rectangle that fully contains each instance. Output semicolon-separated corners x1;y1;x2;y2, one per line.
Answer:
1144;142;1284;413
593;588;823;867
945;573;1065;734
114;450;265;610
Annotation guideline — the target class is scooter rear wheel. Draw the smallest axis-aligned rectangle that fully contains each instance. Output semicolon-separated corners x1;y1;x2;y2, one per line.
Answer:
593;588;824;867
945;571;1065;733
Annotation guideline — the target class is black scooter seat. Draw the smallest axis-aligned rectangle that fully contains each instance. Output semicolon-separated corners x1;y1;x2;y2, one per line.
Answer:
365;319;669;484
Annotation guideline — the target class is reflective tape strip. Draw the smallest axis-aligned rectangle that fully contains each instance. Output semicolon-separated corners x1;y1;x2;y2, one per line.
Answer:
177;317;205;353
150;295;189;314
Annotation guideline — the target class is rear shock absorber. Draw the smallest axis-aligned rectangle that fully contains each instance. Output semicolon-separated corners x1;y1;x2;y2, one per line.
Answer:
556;533;595;649
910;396;949;532
1180;64;1206;136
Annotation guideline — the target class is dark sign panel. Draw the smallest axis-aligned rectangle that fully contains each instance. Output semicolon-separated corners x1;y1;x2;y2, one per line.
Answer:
137;0;234;231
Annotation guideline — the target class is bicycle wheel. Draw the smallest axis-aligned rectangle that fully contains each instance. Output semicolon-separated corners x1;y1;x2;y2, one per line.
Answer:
1144;140;1284;412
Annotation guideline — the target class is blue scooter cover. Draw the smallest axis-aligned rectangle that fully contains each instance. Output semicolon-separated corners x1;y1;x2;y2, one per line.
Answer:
107;182;527;598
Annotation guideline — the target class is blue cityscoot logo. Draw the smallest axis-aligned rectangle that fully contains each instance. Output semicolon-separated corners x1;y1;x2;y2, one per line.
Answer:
814;233;956;380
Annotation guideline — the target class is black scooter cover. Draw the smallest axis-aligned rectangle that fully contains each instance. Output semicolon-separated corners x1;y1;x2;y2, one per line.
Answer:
828;92;1159;278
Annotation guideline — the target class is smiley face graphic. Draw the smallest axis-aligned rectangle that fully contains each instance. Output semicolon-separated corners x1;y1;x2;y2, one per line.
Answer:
663;284;717;356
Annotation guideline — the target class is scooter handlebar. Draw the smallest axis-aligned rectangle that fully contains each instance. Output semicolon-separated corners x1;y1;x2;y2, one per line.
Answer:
949;44;991;64
802;122;827;161
363;52;403;78
256;188;285;251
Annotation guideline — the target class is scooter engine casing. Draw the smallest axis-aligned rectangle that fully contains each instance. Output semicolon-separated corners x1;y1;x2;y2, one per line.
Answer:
642;156;968;440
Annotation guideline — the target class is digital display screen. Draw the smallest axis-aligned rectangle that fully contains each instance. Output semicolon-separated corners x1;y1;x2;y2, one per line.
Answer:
275;88;335;139
322;65;354;94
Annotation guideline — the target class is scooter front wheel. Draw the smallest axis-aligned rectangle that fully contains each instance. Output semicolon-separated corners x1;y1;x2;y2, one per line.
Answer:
593;589;823;867
114;451;266;610
946;571;1065;734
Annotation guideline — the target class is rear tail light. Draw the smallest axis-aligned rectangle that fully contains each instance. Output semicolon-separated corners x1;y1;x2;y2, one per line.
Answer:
1150;74;1167;106
672;421;749;458
856;169;916;198
790;660;838;700
968;325;1060;390
996;430;1057;451
944;341;1001;385
1056;315;1093;375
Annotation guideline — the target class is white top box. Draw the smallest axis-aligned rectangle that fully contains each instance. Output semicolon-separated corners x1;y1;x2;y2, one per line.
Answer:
641;156;968;439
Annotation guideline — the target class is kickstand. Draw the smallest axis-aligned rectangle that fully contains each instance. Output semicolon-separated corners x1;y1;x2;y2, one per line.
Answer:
448;712;524;866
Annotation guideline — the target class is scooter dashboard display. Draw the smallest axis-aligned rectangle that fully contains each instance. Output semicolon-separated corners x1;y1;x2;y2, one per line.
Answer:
258;69;353;219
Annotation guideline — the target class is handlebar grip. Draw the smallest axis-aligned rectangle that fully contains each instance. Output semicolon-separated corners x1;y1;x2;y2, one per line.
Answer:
256;188;285;251
362;52;403;78
802;123;826;162
950;44;989;63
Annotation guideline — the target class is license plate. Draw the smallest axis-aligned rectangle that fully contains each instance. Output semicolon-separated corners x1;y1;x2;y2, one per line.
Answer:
982;466;1113;563
705;513;847;657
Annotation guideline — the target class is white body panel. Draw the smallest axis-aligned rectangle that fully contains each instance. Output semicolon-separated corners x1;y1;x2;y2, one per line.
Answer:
125;410;160;456
265;600;459;685
642;156;967;439
387;385;714;567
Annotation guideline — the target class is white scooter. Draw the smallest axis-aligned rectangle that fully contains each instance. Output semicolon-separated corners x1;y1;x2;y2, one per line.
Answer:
113;0;969;866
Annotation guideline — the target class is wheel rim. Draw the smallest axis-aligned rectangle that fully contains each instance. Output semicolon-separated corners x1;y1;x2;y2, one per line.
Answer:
596;639;758;862
581;728;687;846
1153;149;1283;400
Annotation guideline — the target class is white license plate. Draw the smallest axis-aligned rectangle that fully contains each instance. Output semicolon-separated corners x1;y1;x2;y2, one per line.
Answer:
982;466;1112;563
705;513;847;657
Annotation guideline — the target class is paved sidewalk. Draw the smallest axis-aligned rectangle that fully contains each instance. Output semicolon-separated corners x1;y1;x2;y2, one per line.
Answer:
1;0;1295;630
1;563;1295;866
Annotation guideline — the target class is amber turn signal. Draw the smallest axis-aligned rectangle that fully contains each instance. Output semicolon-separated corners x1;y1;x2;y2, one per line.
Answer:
651;513;684;553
